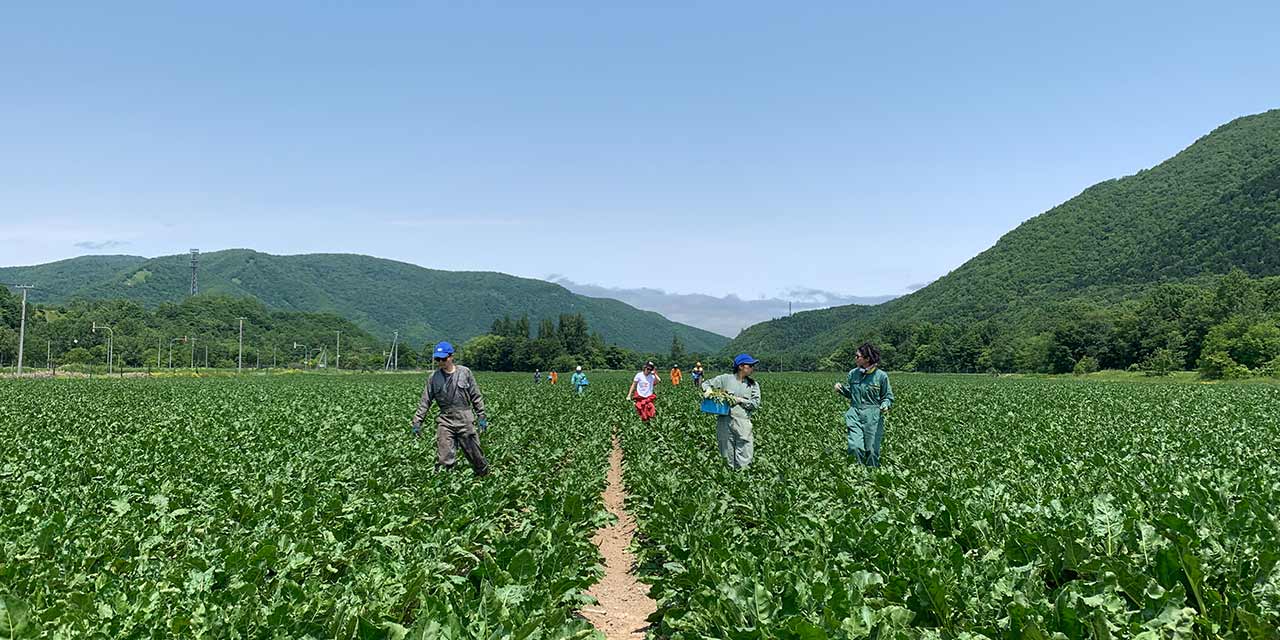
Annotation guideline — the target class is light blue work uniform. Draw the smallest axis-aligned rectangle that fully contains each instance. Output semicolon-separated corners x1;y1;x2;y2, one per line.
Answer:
571;371;589;395
702;373;762;469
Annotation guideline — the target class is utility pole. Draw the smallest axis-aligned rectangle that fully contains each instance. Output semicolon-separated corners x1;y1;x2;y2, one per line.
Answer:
92;322;114;375
384;331;399;371
294;342;308;368
272;346;277;368
156;336;162;368
14;285;33;376
236;317;246;373
190;336;197;371
336;330;341;371
169;336;186;369
47;339;51;373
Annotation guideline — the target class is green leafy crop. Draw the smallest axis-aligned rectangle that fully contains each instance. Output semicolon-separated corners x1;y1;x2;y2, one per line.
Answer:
0;374;611;638
621;374;1280;638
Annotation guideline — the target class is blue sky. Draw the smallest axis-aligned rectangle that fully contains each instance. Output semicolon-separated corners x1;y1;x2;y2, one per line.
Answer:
2;1;1278;299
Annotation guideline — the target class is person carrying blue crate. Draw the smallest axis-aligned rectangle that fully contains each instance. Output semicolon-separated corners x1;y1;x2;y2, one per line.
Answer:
701;354;762;469
834;342;893;467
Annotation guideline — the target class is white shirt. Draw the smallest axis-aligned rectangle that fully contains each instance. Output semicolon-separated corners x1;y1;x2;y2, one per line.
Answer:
633;372;659;398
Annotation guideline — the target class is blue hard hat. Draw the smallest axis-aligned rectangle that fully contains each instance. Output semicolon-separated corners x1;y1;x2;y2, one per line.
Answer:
733;353;759;368
433;341;455;358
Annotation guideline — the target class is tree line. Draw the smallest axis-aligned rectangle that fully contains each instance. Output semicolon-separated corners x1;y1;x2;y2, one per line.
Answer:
0;293;715;374
13;270;1272;378
0;294;404;371
750;270;1280;379
461;313;711;372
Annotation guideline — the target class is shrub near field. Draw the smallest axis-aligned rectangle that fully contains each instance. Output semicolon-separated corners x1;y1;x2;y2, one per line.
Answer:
623;374;1280;638
0;374;610;638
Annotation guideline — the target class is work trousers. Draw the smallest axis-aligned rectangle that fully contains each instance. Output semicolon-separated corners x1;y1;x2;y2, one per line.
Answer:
716;415;754;469
436;417;490;476
845;405;885;468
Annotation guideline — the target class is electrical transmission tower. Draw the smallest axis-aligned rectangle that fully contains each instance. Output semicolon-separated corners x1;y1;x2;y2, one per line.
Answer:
189;249;200;296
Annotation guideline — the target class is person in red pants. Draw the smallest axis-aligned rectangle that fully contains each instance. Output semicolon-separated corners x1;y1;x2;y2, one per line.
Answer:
627;360;661;422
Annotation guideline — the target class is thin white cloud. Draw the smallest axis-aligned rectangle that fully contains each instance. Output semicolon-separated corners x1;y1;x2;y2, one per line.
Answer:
548;275;897;337
74;240;132;251
386;217;529;229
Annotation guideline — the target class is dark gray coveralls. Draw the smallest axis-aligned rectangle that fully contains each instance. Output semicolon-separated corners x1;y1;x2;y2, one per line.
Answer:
411;365;490;476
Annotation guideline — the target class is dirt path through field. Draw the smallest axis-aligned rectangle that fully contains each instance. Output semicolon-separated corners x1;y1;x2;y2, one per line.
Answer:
581;431;656;638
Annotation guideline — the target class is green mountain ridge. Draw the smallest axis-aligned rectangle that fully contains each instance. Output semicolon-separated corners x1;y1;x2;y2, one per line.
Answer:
729;108;1280;364
0;250;729;354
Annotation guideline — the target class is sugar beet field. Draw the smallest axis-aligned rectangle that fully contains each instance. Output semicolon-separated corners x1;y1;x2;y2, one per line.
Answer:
2;372;1279;639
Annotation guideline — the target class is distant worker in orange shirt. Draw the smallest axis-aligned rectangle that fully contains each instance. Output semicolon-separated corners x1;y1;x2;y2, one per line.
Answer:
670;365;682;386
549;370;559;385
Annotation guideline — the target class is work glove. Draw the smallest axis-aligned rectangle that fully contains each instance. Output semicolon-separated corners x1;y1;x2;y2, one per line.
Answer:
702;389;713;399
478;418;489;434
411;423;421;437
834;383;844;394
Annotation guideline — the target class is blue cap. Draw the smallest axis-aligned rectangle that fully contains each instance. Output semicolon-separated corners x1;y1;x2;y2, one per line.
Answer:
733;353;759;368
433;341;455;358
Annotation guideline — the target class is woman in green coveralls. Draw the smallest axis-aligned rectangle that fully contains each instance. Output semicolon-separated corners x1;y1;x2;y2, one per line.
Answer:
834;343;893;467
702;354;763;469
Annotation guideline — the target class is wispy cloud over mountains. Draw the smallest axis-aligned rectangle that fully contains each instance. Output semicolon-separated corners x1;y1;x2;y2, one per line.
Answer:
547;276;897;338
74;240;131;251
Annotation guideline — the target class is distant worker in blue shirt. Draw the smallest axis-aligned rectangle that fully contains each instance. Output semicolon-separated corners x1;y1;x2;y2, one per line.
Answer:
571;365;589;395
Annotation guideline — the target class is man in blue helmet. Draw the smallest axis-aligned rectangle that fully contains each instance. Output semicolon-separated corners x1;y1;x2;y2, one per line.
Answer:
410;341;491;476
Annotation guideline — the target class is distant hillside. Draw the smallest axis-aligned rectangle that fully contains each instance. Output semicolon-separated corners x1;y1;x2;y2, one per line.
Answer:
0;250;729;353
548;276;896;337
730;109;1280;367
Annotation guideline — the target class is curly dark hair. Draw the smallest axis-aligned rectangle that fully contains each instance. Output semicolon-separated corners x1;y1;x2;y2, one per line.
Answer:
856;342;881;366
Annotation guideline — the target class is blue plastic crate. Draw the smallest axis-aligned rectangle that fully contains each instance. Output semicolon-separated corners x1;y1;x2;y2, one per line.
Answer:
700;398;730;415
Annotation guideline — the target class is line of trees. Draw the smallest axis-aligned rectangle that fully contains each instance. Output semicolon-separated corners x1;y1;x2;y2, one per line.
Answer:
0;293;412;371
777;270;1280;378
461;313;711;372
0;293;719;374
20;271;1272;379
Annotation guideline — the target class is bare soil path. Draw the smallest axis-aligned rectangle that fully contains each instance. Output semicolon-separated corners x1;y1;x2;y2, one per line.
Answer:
581;432;657;639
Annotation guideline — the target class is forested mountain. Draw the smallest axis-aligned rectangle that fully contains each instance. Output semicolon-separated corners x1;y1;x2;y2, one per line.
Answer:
729;109;1280;374
0;250;728;354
